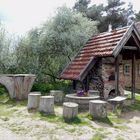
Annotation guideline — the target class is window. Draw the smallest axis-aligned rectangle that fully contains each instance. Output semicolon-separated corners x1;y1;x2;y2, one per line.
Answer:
124;64;130;75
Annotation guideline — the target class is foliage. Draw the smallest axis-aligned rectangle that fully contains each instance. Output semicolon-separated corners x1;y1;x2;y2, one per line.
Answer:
104;0;127;30
73;0;91;14
135;11;140;22
73;0;135;32
91;132;106;140
31;80;72;94
0;23;14;73
15;6;97;82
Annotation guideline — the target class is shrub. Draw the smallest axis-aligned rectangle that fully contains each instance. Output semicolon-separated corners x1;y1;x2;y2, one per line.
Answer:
31;80;72;95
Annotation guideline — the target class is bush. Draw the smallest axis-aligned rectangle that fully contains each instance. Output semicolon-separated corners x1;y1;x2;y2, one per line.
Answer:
31;80;73;95
0;85;8;96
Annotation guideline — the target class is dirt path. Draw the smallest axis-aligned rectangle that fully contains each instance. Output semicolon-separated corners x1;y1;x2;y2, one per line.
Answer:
0;125;33;140
0;105;140;140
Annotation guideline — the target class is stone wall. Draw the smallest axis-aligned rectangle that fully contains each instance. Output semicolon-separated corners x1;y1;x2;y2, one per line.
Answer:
88;59;104;97
75;56;140;98
101;56;124;99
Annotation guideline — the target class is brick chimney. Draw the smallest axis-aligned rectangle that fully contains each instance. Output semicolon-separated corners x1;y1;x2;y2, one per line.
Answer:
108;24;112;32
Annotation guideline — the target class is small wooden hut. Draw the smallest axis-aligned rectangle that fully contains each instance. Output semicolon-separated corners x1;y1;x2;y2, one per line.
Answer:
60;23;140;99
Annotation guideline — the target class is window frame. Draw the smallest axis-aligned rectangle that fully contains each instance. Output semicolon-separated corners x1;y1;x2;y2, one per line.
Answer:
124;64;131;75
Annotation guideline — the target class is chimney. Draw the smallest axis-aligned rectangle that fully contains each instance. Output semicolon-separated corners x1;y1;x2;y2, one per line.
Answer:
108;24;112;32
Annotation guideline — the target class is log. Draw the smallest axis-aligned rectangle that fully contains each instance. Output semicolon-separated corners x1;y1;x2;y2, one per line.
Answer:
27;92;41;110
39;96;54;114
50;90;64;103
89;100;107;118
63;102;78;119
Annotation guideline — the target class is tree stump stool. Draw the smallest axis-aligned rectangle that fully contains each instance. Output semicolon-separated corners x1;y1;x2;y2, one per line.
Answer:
27;92;41;110
39;96;54;115
50;90;64;104
89;100;107;118
63;102;78;119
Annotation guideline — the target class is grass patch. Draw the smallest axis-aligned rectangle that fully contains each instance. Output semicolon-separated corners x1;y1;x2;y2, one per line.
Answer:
32;111;63;122
115;136;125;140
114;125;129;130
91;132;107;140
124;91;140;111
0;93;27;119
7;123;30;134
31;111;90;126
87;113;113;126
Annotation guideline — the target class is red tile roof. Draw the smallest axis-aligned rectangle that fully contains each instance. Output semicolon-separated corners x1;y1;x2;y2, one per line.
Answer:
60;23;140;81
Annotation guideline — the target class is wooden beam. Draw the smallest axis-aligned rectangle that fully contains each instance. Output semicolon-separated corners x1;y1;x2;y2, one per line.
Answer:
113;24;134;57
132;32;140;48
79;57;98;81
83;76;89;92
115;56;119;96
123;46;138;50
73;80;76;90
131;54;136;100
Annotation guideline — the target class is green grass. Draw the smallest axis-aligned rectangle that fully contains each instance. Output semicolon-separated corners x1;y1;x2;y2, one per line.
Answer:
32;111;89;126
124;91;140;111
0;89;139;137
115;136;125;140
0;93;27;119
91;132;107;140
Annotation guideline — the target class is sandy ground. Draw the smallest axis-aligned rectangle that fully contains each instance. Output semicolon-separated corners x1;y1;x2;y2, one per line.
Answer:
0;105;140;140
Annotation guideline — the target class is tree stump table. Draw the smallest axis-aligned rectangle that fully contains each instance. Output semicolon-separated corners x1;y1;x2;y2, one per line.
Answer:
50;90;64;104
27;92;41;110
89;100;107;119
39;96;54;115
63;102;78;119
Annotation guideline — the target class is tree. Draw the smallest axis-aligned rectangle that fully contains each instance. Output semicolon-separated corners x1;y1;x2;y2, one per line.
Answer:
104;0;127;31
73;0;135;32
86;4;105;32
73;0;91;14
124;3;135;25
0;23;13;73
15;6;98;82
135;11;140;22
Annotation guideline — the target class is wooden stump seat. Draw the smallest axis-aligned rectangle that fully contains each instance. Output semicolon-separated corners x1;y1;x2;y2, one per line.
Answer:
63;102;78;119
39;96;54;115
50;90;64;103
89;100;107;118
27;92;41;110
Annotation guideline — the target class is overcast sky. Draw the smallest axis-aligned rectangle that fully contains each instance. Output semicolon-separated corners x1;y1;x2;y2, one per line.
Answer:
0;0;139;35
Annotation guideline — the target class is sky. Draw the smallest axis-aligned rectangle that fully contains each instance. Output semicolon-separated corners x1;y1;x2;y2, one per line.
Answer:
0;0;139;36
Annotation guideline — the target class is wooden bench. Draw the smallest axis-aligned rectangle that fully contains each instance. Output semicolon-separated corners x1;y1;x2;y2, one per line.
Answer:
108;96;127;112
